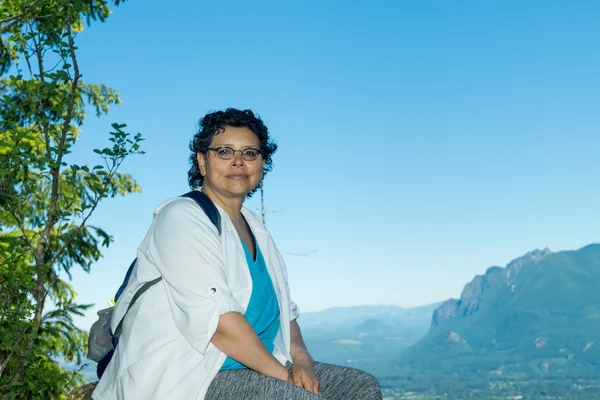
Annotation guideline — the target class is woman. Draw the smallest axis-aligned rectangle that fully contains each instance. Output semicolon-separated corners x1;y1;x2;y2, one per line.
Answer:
92;108;382;400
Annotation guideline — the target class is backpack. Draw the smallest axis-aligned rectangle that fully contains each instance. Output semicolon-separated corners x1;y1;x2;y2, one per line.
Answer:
87;191;221;379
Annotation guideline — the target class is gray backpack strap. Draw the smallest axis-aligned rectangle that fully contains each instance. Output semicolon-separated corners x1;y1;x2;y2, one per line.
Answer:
114;277;162;337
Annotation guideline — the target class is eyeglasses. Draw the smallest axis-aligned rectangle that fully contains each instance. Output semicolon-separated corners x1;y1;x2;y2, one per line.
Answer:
207;146;262;161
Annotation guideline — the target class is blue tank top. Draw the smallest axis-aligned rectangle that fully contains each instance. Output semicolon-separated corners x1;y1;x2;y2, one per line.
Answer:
220;239;281;370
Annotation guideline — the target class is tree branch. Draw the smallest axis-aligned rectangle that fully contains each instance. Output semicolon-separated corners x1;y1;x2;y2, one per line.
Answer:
47;156;130;269
25;4;79;378
33;3;81;276
28;21;53;160
0;329;27;381
2;201;36;253
0;0;49;33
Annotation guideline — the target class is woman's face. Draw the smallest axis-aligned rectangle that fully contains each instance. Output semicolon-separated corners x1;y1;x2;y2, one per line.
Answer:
197;126;264;200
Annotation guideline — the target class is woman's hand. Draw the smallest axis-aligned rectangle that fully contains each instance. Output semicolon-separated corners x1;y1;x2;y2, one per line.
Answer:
289;319;321;395
290;358;321;395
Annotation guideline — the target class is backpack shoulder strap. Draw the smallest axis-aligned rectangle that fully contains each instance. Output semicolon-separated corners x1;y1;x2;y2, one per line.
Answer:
180;190;221;235
114;259;137;301
114;276;161;336
113;191;222;333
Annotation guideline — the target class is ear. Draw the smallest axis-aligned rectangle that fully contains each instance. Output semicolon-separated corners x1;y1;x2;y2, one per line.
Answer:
196;153;206;177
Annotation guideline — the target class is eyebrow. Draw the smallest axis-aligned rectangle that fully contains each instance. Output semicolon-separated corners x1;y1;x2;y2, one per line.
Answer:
211;143;260;148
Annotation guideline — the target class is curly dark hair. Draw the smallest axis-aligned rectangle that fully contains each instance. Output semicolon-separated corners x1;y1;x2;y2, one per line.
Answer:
188;108;278;197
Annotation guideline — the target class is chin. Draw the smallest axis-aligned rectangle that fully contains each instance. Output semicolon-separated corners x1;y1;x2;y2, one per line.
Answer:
225;187;252;198
228;182;255;193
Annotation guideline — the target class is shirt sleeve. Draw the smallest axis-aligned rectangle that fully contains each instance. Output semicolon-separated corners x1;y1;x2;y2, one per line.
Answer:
147;198;244;356
289;296;301;321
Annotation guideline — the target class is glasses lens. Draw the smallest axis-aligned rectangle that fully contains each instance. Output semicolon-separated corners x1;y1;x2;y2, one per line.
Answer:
216;147;234;159
242;149;260;160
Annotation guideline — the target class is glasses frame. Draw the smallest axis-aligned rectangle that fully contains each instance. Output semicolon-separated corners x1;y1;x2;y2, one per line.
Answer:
207;146;262;161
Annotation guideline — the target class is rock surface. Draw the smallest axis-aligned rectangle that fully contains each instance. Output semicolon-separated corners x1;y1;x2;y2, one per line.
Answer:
67;382;97;400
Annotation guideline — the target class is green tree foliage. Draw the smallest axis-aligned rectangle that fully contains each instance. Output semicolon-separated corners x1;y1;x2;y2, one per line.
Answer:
0;1;143;397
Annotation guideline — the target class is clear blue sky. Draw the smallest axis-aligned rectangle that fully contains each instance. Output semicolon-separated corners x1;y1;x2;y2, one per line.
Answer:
65;0;600;329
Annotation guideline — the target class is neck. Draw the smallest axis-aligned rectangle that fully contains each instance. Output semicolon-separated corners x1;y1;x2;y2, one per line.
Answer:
201;186;245;223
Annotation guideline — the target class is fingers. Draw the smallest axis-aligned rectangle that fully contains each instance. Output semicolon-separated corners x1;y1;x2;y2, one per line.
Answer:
314;380;322;396
306;381;317;394
290;368;322;396
300;372;320;395
303;375;316;394
292;370;304;388
287;374;298;387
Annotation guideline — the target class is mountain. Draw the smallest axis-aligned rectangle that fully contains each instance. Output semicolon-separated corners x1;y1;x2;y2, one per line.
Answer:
354;318;388;333
299;304;441;372
388;244;600;398
430;248;552;329
299;304;441;330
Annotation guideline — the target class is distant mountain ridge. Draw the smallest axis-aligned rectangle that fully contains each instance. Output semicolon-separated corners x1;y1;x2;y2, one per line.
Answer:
431;247;552;328
299;303;441;372
300;303;441;330
391;243;600;398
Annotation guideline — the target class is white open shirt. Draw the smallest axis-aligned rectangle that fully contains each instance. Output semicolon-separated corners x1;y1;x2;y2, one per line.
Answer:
93;193;300;400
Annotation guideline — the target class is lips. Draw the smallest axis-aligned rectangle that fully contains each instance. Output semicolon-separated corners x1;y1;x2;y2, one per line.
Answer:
226;174;247;180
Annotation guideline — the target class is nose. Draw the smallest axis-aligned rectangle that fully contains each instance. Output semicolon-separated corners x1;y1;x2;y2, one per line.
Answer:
231;150;245;166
